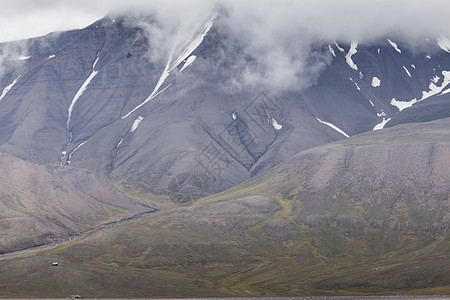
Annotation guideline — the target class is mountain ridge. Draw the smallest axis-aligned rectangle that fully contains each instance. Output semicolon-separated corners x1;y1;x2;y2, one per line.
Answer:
0;15;449;202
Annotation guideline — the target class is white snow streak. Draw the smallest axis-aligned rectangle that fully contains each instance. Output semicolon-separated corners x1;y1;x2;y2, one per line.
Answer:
377;110;386;117
387;39;402;53
371;77;381;87
411;64;416;69
369;99;375;107
328;45;336;57
422;70;450;99
117;138;124;148
390;70;450;111
17;55;31;60
66;53;100;130
426;55;431;59
335;42;345;53
442;87;450;95
130;116;144;132
179;55;197;72
66;69;98;130
437;36;450;53
391;98;416;111
272;118;283;130
373;118;391;131
345;42;358;71
403;66;411;77
92;55;100;69
47;55;56;59
316;117;349;138
0;75;21;102
67;141;87;164
122;16;215;119
232;112;236;120
349;77;360;90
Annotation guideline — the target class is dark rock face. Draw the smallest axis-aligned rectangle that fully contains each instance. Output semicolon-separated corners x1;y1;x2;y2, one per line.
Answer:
0;15;449;201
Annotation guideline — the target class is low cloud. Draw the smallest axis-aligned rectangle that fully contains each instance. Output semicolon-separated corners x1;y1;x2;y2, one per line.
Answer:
114;0;450;90
1;0;449;89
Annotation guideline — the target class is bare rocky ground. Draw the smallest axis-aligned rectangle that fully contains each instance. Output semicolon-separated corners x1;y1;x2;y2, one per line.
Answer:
0;152;157;253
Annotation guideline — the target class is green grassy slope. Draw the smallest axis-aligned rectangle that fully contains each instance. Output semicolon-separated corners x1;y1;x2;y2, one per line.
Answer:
0;118;449;298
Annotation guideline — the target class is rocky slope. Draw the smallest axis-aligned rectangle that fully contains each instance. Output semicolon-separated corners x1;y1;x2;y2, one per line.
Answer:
1;118;448;297
0;151;144;253
0;15;449;201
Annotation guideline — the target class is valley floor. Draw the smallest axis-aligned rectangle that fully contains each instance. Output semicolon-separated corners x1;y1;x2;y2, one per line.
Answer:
1;296;450;300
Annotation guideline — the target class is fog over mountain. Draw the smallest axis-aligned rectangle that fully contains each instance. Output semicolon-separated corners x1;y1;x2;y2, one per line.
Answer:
4;0;450;41
2;0;450;88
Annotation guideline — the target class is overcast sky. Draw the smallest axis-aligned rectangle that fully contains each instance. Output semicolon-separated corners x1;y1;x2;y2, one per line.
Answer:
1;0;450;43
0;0;109;42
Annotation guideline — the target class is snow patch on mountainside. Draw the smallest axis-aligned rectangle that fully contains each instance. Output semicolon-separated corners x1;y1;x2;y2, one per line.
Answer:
371;77;381;87
403;66;411;77
170;17;214;70
17;55;31;60
373;118;391;130
92;55;100;69
316;117;349;138
391;98;416;111
387;39;402;53
437;36;450;53
345;42;358;71
61;52;101;164
179;55;196;72
377;110;386;117
422;70;450;99
66;60;99;130
349;77;360;90
47;55;56;59
122;16;215;119
272;118;282;130
328;45;336;57
117;138;124;148
0;75;21;102
390;70;450;111
67;141;87;164
335;42;345;53
130;116;144;132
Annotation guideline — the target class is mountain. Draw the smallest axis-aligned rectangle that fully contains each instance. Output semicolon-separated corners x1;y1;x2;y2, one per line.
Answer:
0;15;449;203
0;11;449;297
0;117;448;298
0;151;148;253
